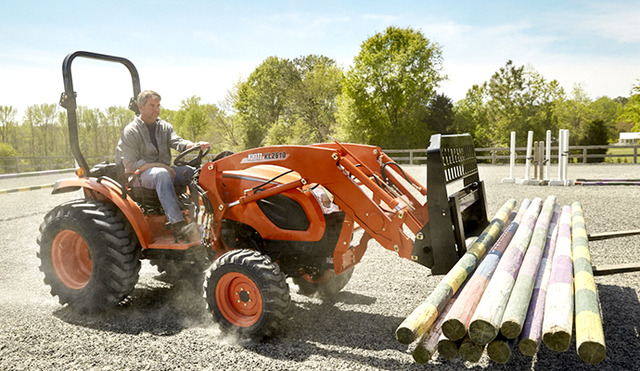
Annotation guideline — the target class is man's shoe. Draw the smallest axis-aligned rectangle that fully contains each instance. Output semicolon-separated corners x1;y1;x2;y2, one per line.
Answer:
171;221;201;243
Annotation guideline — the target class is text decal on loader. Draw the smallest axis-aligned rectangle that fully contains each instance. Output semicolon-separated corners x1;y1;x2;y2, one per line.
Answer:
241;151;289;164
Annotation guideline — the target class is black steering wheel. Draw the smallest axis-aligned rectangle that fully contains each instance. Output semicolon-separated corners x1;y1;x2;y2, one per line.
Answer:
174;144;210;167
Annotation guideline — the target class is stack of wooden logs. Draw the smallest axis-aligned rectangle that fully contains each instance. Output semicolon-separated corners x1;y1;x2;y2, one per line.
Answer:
396;196;606;365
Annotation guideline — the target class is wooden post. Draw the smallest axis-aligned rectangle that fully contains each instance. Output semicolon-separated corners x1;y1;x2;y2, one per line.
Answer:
501;196;557;339
524;131;533;180
458;335;484;363
572;202;606;364
518;205;561;357
411;283;463;364
441;199;531;341
542;205;573;352
396;199;516;344
468;198;543;345
437;333;462;360
487;334;515;364
533;141;539;180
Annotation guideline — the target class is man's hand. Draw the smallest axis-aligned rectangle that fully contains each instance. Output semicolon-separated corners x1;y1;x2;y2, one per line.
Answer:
189;141;210;150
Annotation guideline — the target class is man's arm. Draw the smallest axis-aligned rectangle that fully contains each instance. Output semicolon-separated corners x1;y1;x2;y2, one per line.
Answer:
117;125;146;174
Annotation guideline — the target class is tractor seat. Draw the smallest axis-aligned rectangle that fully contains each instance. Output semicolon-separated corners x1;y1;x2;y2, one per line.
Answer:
90;161;189;210
128;184;187;208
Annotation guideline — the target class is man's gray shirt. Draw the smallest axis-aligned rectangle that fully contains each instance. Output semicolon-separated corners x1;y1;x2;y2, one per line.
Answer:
116;116;193;174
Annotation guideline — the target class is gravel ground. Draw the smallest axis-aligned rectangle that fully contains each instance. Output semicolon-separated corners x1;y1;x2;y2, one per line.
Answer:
0;164;639;370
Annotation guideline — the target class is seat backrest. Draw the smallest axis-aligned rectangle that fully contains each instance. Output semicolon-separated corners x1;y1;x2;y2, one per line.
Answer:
89;161;126;185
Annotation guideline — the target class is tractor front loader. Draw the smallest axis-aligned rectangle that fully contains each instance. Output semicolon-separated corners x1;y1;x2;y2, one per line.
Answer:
39;51;489;339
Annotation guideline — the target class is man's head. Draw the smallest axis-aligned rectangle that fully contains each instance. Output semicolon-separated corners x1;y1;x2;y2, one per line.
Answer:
137;90;161;124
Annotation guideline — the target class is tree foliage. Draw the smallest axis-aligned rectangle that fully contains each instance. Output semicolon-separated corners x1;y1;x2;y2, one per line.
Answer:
452;60;564;147
338;26;445;148
554;86;621;147
278;55;343;145
235;56;299;148
0;106;17;144
234;55;342;148
2;33;640;172
618;81;640;132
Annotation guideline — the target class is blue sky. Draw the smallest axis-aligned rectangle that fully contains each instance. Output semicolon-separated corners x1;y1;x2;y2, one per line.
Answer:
1;0;639;117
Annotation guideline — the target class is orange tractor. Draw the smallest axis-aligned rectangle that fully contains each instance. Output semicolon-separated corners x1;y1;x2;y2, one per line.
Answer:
39;51;489;338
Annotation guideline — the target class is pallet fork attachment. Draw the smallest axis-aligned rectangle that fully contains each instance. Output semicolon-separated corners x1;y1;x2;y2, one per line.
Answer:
588;229;640;276
412;134;489;275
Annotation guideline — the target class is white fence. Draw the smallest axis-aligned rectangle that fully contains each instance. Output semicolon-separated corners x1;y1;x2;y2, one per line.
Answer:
1;144;639;173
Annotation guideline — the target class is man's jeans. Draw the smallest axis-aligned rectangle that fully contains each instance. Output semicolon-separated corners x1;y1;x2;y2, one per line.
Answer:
138;165;195;224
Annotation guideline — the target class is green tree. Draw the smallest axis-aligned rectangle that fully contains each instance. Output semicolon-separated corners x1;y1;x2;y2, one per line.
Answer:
618;81;640;132
486;61;563;145
235;56;299;148
555;86;622;149
234;55;342;148
209;87;242;151
172;96;209;142
452;84;492;147
0;142;17;157
424;93;454;134
23;104;59;156
453;61;563;147
338;26;445;148
76;106;102;158
104;106;135;143
0;142;18;173
284;55;343;144
0;106;17;144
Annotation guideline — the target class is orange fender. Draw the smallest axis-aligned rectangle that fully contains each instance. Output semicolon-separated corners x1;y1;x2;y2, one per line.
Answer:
52;177;152;247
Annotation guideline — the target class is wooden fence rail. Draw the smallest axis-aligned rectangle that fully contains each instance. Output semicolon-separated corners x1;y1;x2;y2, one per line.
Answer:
1;144;638;173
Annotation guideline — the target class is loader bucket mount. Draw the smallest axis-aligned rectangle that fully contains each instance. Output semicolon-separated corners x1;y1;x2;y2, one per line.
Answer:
413;134;489;275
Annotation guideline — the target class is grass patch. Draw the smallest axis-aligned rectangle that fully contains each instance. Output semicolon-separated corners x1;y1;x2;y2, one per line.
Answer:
605;147;638;163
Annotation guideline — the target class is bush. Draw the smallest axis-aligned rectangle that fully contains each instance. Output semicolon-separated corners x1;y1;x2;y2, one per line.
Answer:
0;143;17;157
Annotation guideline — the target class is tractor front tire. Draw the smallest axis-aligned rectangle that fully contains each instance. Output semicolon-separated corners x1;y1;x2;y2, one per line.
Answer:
37;199;140;313
293;266;354;298
204;249;290;339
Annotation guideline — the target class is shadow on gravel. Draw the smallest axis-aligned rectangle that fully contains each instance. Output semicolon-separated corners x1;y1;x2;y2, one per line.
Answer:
50;279;640;370
245;289;418;369
53;279;210;337
519;283;640;371
246;284;640;370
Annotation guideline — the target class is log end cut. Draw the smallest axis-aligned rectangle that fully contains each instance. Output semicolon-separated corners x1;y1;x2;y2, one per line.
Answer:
396;327;417;345
437;339;460;360
441;319;466;341
500;320;522;340
459;338;484;363
517;338;538;357
542;330;571;352
578;341;606;365
487;339;512;364
469;319;499;346
412;344;434;365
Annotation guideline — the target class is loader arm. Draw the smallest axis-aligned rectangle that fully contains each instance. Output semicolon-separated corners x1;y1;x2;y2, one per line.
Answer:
199;134;488;275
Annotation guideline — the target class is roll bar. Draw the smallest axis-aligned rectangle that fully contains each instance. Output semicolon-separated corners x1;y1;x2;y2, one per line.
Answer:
59;51;141;174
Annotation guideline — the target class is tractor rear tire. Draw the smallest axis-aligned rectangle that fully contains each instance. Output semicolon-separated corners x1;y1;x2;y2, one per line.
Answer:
293;266;354;298
204;249;290;339
37;199;140;313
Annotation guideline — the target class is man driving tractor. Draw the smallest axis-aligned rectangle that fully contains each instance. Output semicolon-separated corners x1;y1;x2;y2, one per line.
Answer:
115;90;209;242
